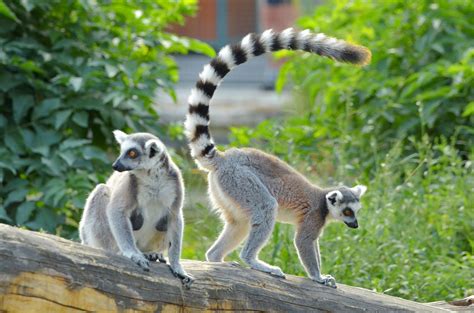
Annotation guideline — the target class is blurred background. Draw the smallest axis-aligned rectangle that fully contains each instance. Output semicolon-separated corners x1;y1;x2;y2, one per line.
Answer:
0;0;472;303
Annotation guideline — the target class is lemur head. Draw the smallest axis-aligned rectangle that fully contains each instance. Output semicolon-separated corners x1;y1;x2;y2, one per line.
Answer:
325;185;367;229
111;130;166;172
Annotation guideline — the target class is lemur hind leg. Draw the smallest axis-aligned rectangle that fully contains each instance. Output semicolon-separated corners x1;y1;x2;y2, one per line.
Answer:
79;184;114;249
218;169;285;278
206;221;250;262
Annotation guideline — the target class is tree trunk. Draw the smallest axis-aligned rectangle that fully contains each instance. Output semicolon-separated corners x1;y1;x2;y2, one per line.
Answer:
0;224;467;312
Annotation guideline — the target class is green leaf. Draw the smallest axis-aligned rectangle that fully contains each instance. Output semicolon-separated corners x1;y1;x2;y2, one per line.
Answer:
4;130;25;154
33;98;61;120
70;77;83;92
54;109;72;129
20;128;35;146
188;38;216;58
462;102;474;117
41;156;62;176
58;150;76;166
60;139;91;150
0;161;17;174
72;111;88;127
4;188;28;207
0;205;12;223
13;95;34;123
15;201;35;225
105;63;119;78
0;0;19;22
26;209;63;233
82;146;108;162
0;72;22;92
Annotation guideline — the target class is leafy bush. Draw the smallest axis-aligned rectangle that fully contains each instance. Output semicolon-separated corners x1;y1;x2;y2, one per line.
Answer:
271;0;473;165
0;0;214;236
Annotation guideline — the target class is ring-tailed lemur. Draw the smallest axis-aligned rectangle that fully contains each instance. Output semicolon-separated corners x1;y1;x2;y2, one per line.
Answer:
184;28;370;288
79;130;193;287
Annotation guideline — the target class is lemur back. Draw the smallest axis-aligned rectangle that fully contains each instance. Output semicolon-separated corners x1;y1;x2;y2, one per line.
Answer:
184;29;370;287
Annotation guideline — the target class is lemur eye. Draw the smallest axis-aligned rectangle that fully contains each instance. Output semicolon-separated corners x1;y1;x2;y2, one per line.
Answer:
127;149;138;159
343;208;353;217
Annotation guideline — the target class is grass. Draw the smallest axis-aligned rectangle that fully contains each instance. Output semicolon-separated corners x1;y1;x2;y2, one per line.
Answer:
179;136;473;303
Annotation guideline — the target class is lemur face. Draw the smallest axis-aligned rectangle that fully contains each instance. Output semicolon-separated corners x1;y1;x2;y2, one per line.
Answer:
111;130;165;172
326;185;367;228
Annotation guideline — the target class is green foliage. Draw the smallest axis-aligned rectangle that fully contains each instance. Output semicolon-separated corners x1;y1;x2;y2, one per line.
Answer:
0;0;214;236
275;0;473;163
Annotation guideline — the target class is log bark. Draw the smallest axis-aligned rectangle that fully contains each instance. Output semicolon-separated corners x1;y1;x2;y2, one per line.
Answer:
0;224;464;312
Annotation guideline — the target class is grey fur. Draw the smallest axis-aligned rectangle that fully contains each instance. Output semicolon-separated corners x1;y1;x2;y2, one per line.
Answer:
202;148;367;288
79;130;193;287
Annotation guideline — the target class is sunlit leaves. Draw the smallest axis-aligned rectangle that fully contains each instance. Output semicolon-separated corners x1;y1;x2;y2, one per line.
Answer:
0;0;211;237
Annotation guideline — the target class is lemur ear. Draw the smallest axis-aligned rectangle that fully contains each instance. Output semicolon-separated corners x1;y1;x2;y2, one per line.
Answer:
326;190;343;206
351;185;367;198
145;139;164;158
113;130;127;144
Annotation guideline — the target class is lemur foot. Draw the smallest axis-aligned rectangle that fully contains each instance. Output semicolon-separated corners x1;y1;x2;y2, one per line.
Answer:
169;266;195;289
313;275;337;288
227;261;241;267
129;253;150;271
249;262;286;278
268;267;286;278
144;252;166;263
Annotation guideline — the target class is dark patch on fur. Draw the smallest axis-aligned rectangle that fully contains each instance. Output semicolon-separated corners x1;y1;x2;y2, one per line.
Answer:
271;33;282;51
289;33;298;50
340;46;369;64
130;209;144;231
159;153;169;169
129;174;138;199
188;103;209;120
210;58;230;78
201;144;215;157
149;143;157;158
319;197;329;221
252;34;265;56
196;80;217;98
327;192;338;205
303;34;313;53
193;125;210;142
231;44;247;65
155;215;168;232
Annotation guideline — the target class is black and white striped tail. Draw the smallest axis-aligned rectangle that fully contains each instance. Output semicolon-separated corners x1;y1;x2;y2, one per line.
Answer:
185;28;371;170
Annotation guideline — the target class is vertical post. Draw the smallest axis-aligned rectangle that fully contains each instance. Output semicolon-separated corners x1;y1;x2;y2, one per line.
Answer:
216;0;228;48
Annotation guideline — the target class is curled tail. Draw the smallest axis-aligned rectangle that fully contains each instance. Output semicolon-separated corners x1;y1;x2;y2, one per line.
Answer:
185;28;371;171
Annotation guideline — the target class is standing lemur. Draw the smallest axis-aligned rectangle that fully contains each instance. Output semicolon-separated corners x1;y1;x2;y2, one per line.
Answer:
184;28;370;288
79;130;193;287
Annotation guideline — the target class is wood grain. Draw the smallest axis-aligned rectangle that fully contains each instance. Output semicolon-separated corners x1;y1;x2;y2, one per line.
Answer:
0;224;459;312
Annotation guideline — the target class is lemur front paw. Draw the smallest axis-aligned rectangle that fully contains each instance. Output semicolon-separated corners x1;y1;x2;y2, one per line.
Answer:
169;265;195;289
313;274;337;288
129;253;150;271
144;252;166;263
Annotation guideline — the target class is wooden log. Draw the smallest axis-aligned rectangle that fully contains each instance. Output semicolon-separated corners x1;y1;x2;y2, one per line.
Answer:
0;224;460;312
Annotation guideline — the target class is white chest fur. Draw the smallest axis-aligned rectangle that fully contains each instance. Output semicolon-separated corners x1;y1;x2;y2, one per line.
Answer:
133;173;177;250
